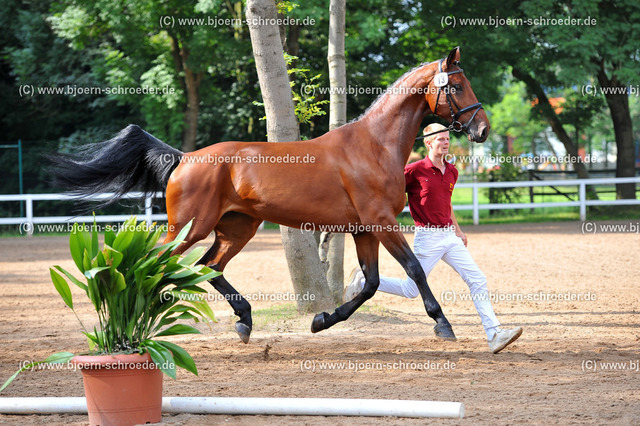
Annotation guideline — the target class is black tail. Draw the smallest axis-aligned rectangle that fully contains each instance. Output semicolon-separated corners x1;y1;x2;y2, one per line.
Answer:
48;124;183;209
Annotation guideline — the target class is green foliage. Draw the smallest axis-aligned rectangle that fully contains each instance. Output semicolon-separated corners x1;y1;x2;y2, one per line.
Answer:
253;53;329;135
2;0;639;200
487;79;546;152
479;163;526;208
276;1;298;14
287;54;329;128
1;217;219;391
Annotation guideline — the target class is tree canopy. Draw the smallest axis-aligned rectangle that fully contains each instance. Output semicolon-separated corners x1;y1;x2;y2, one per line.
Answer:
1;0;638;199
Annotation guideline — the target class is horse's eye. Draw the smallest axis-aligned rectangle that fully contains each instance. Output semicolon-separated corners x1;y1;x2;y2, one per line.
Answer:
454;84;462;91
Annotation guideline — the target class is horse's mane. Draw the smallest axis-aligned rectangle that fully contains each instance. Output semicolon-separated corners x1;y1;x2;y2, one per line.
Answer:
351;60;436;123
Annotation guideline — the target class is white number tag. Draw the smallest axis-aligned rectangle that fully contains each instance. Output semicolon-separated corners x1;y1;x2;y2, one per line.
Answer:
434;72;448;87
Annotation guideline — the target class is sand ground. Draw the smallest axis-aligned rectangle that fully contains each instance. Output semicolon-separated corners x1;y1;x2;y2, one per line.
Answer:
0;221;639;425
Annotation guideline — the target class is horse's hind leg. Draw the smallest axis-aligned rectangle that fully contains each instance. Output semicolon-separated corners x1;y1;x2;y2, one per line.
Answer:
311;232;380;332
374;229;456;341
197;212;262;344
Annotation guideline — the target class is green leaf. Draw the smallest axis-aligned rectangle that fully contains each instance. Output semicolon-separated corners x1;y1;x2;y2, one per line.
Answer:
95;250;106;268
87;278;101;312
90;217;99;258
144;225;164;252
84;266;110;280
154;324;201;337
69;224;87;272
83;332;98;351
112;218;136;252
172;270;221;289
187;298;217;323
0;352;75;393
155;317;177;329
50;268;73;309
155;340;198;375
103;245;124;269
143;340;176;379
82;248;92;272
141;273;164;294
174;219;193;243
44;351;75;364
105;228;116;247
52;265;87;293
135;256;159;281
176;312;197;321
109;270;127;295
177;246;207;267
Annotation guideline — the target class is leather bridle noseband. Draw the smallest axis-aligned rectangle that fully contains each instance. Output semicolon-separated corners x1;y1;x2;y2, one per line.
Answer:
418;59;484;140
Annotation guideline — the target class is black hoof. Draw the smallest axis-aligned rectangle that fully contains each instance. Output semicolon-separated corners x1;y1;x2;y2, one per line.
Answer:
434;323;457;341
311;312;330;333
235;322;251;344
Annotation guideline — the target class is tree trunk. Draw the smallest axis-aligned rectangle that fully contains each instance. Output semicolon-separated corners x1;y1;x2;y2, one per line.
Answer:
246;0;334;313
168;35;200;153
512;67;598;199
596;62;636;199
182;67;201;152
323;0;347;304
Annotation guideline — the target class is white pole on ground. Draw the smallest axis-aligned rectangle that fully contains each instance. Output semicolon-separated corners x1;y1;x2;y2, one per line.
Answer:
162;397;464;418
0;397;86;414
0;397;464;419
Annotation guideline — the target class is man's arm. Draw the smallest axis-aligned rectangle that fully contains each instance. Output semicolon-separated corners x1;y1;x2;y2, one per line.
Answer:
450;202;468;247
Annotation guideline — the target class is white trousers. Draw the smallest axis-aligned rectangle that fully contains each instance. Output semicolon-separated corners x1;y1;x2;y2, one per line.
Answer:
373;228;501;339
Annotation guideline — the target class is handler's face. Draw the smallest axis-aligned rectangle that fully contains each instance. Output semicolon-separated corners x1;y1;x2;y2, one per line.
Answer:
427;132;450;155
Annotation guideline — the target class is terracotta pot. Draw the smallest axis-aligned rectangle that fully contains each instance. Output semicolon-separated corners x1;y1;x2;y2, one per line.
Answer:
72;352;163;426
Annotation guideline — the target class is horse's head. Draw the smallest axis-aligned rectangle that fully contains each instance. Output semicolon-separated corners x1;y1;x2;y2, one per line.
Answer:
425;47;490;143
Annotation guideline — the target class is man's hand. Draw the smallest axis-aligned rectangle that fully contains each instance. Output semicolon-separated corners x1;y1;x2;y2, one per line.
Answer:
456;228;468;247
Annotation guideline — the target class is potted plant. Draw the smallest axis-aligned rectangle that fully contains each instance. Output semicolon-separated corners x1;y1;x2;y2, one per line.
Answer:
1;216;219;425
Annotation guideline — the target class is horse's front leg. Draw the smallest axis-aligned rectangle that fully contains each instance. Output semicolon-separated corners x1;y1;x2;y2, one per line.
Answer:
374;229;456;341
311;232;379;332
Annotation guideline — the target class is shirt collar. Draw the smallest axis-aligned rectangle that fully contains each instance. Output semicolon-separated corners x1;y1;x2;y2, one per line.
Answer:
423;156;453;173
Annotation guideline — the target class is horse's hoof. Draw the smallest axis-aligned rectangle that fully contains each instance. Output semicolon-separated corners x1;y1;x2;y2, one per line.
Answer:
434;323;457;341
235;322;251;344
311;312;329;333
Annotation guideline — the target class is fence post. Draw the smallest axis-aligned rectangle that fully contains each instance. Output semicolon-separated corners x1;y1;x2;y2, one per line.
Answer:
579;182;586;221
472;184;479;225
145;196;153;226
26;195;33;237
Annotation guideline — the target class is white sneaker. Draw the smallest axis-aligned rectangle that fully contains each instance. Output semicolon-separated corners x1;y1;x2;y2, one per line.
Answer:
342;267;364;303
488;327;523;354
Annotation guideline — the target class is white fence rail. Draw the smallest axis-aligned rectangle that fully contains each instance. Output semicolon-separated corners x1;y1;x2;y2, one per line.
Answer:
0;192;164;233
452;176;640;225
0;177;638;233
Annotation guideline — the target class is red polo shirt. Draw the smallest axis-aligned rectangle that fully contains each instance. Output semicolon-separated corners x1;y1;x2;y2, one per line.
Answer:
405;157;458;227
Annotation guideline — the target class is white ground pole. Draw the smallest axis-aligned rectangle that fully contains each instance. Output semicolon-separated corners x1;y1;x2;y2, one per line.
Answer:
0;397;464;418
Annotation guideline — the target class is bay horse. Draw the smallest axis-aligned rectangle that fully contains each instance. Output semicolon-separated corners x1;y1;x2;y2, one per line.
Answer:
50;46;489;344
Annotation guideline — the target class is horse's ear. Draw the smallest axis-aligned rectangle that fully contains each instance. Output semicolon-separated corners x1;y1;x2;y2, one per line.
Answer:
445;46;460;69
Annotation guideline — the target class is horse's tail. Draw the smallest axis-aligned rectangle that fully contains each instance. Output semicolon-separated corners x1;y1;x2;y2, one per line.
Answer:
48;124;183;209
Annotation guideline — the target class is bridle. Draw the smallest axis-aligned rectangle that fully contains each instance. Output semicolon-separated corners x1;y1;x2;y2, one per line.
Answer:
418;59;484;140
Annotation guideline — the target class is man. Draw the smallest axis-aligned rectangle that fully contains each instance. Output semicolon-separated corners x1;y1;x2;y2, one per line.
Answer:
344;123;523;354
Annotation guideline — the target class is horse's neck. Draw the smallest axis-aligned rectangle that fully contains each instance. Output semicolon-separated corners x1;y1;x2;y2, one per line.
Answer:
359;66;433;167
